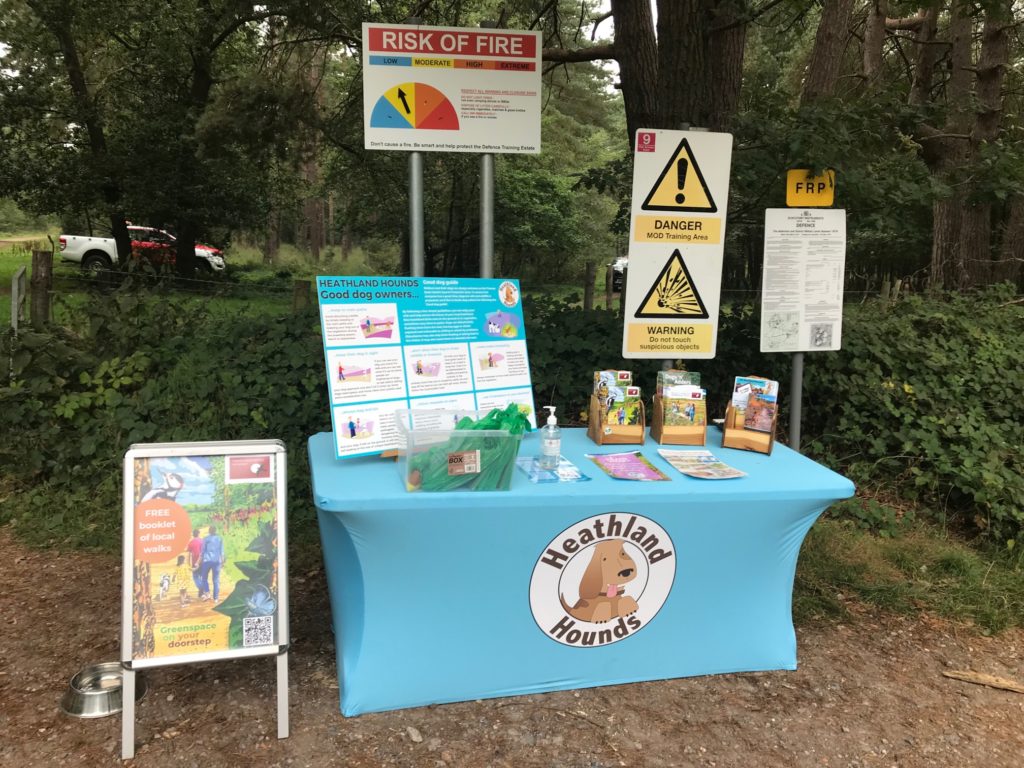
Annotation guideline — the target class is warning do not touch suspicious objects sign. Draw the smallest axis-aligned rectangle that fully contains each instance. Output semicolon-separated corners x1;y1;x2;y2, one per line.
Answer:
622;130;733;359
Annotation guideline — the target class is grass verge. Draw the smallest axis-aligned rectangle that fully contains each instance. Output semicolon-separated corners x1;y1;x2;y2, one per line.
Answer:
795;516;1024;634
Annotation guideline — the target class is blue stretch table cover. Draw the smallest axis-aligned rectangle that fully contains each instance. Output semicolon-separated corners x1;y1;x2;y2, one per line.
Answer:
309;427;854;716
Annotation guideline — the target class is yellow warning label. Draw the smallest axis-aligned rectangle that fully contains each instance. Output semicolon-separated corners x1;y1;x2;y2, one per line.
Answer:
633;216;721;244
626;323;713;355
635;251;708;318
642;138;717;213
786;169;835;207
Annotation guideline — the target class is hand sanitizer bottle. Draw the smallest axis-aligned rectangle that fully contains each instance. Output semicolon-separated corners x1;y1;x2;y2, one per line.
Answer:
538;406;561;470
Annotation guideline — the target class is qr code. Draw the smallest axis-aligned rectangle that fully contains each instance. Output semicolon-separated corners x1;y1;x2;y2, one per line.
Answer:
243;616;274;647
810;323;834;348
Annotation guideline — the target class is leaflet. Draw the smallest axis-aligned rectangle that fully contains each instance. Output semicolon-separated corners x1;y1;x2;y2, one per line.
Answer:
657;449;746;480
515;456;591;484
586;451;670;481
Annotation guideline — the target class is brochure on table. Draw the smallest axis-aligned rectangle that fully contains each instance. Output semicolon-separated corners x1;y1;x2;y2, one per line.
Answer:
316;276;538;459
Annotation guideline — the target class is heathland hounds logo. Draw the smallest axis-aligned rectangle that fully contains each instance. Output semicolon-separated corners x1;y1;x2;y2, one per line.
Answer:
529;513;675;648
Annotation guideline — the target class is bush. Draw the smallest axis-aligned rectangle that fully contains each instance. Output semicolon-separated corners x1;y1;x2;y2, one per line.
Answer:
802;285;1024;542
2;284;1021;550
0;288;329;550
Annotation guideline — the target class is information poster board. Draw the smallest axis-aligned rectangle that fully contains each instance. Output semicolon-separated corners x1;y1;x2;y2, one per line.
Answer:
622;129;733;359
121;441;288;669
760;208;847;352
316;276;537;459
362;22;542;154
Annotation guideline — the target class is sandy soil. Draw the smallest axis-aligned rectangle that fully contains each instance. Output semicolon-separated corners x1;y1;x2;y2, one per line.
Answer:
2;526;1022;768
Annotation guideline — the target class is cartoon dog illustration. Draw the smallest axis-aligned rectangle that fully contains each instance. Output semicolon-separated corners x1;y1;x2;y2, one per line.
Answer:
560;539;639;623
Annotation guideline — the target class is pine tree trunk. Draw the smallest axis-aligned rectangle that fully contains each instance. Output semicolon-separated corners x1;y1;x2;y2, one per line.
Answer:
656;0;712;127
801;0;856;103
996;197;1024;285
609;0;659;140
862;0;887;88
708;1;747;131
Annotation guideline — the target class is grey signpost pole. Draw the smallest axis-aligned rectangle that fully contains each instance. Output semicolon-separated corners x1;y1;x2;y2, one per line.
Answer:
790;351;804;451
478;19;497;279
410;152;425;277
405;17;425;278
480;153;495;278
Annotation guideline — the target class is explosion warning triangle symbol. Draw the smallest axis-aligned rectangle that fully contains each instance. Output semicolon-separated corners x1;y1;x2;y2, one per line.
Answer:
635;250;709;318
641;138;717;213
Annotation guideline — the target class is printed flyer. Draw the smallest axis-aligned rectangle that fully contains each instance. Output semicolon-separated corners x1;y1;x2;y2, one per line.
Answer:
317;276;538;458
586;451;670;481
657;449;746;480
515;456;591;484
127;450;282;664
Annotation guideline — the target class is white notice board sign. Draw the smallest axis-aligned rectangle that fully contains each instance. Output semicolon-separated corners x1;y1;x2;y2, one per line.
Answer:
316;276;537;459
122;440;289;669
760;208;847;352
622;129;733;359
362;23;542;154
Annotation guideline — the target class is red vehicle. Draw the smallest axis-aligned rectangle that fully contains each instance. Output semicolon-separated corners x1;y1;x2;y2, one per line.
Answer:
59;226;226;274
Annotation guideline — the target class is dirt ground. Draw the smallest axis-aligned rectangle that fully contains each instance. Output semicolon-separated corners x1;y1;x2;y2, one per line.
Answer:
2;526;1023;768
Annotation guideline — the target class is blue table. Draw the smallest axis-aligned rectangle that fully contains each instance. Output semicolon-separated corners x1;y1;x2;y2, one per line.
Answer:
309;427;853;716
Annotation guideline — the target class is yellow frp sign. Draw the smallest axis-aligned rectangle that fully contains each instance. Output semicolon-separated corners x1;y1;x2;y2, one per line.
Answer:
642;138;717;213
786;169;835;207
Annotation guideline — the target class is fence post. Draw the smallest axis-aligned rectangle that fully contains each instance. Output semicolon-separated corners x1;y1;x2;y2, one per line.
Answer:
30;250;53;329
583;262;596;310
292;279;311;311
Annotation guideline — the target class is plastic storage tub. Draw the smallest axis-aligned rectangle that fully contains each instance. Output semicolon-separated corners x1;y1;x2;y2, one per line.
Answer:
394;409;524;492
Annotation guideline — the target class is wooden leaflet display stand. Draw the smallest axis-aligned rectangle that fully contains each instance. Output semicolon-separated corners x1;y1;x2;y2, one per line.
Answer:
721;404;776;454
650;394;706;446
587;394;646;445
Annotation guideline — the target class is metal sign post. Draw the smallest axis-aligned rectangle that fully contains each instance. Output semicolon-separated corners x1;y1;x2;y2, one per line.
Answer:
409;151;425;277
480;153;494;278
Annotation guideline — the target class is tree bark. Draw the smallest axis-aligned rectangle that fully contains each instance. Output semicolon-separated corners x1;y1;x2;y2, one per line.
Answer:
959;1;1011;288
926;0;973;290
583;261;596;310
908;6;939;107
32;2;130;261
863;0;887;89
264;210;280;265
708;0;748;131
800;0;856;104
995;196;1024;285
656;0;713;128
609;0;659;141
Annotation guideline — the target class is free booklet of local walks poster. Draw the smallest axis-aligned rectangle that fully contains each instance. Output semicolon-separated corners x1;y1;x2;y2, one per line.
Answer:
129;454;280;662
317;276;538;458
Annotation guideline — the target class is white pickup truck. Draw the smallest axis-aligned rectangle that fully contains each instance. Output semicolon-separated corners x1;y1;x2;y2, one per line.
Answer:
59;225;226;274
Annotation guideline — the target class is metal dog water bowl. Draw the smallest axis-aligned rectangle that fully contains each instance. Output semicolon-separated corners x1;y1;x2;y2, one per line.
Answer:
60;662;147;718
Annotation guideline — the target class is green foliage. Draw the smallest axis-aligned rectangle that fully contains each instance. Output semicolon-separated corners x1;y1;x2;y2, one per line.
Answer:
828;498;915;538
214;518;278;648
0;285;328;550
803;286;1024;541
